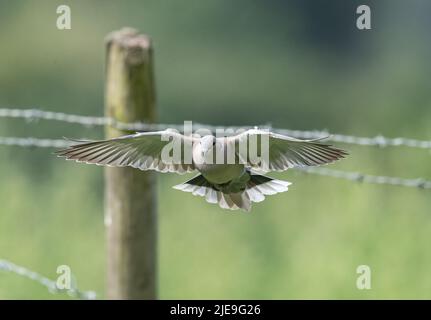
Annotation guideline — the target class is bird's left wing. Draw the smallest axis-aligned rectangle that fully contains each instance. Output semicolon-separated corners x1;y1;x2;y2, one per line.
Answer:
56;130;196;174
227;129;348;172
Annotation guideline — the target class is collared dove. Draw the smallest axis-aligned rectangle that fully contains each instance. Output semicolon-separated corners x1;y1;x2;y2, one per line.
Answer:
56;129;347;211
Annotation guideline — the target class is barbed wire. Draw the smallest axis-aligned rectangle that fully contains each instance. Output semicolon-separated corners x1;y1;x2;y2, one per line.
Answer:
0;135;429;190
1;108;430;149
0;259;96;299
0;136;71;148
299;167;431;189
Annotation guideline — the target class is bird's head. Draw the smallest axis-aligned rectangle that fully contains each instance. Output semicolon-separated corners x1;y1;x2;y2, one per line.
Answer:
200;135;217;153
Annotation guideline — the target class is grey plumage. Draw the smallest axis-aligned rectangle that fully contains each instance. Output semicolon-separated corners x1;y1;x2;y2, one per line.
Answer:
56;128;347;211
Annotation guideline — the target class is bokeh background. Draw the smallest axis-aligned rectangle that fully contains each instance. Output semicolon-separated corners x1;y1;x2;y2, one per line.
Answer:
1;0;430;299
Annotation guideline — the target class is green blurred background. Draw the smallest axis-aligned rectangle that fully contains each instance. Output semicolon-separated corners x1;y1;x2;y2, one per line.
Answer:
0;0;430;299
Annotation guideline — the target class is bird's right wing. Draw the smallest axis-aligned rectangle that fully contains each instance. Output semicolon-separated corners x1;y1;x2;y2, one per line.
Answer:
56;130;196;174
227;129;347;172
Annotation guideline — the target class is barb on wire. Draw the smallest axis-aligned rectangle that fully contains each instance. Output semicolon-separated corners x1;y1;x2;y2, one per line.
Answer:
298;167;431;189
0;259;96;299
0;108;430;149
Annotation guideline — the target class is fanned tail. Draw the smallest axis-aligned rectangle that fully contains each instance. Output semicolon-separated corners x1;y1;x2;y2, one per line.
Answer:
173;172;291;212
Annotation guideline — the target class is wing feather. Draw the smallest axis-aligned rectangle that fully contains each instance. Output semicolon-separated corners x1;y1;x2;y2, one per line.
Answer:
229;129;347;171
56;130;196;174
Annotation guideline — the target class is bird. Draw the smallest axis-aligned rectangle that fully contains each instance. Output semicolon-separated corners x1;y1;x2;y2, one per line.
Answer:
56;128;347;212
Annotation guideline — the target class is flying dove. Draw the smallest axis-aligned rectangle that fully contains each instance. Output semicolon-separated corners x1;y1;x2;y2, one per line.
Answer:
56;129;347;211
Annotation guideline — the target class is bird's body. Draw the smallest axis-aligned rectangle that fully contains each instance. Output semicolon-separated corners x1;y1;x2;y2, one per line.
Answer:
197;162;245;185
193;137;245;184
57;129;347;212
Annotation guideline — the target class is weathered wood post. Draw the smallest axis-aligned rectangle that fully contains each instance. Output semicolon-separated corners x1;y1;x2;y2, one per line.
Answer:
104;28;157;299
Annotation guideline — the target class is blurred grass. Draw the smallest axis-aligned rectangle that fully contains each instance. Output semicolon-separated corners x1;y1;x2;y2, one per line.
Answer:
1;144;430;299
0;0;430;299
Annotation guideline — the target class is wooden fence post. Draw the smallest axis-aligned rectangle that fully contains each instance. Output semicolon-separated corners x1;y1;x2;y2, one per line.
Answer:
104;28;157;299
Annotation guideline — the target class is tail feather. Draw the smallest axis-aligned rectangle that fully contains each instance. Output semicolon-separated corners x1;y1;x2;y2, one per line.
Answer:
229;192;251;212
173;172;291;212
246;188;265;203
205;189;218;204
219;193;235;209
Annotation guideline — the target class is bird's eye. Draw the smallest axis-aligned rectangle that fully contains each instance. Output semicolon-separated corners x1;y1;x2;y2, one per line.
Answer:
212;141;216;146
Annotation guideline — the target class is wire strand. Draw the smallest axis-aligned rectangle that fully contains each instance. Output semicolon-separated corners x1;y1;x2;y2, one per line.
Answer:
298;167;431;189
0;259;96;300
0;136;71;148
1;107;430;149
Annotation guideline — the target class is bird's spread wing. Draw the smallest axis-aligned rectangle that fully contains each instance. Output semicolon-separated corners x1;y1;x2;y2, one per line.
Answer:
227;129;348;172
56;130;196;174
